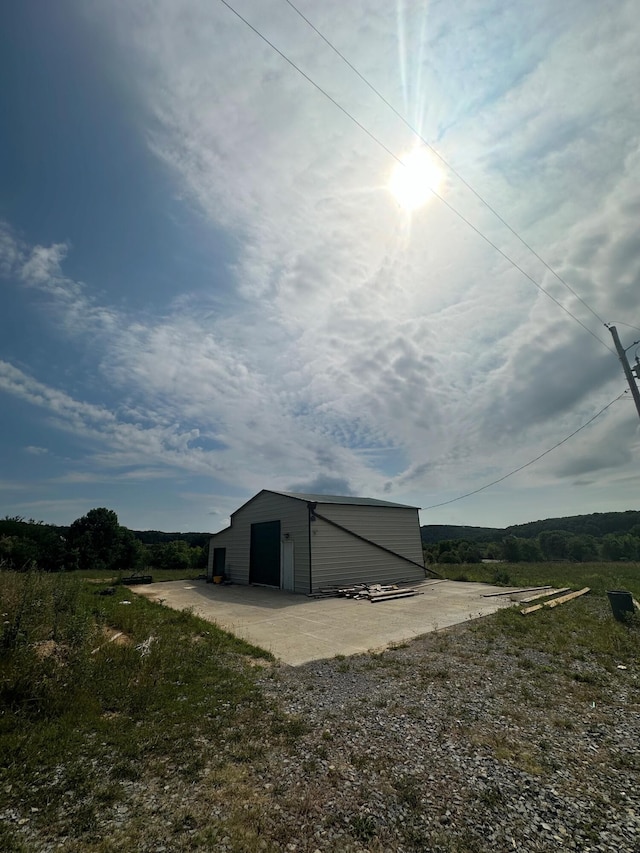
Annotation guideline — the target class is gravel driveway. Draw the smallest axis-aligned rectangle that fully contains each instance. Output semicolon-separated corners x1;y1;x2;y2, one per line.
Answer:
249;598;640;852
12;594;638;852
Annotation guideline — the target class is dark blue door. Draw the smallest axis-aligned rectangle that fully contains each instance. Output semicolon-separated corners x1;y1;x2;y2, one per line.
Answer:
249;521;281;586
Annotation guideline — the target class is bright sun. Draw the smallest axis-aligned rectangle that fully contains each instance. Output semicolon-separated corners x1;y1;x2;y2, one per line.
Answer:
389;147;444;211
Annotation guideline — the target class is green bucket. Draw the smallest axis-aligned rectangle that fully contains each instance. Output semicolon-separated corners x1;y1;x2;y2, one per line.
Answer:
607;590;636;621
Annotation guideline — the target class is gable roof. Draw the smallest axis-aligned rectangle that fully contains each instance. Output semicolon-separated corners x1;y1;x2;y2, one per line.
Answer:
269;490;419;509
228;489;419;519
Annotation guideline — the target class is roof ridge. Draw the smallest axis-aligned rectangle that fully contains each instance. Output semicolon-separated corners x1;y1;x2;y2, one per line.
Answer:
268;490;418;509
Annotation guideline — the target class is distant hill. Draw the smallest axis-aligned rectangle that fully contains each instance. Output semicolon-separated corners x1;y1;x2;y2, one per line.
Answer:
132;530;210;548
505;511;640;540
420;524;501;543
421;510;640;543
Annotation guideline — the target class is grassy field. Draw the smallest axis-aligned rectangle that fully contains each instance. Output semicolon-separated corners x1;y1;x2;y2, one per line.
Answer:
0;570;282;852
1;564;638;851
439;559;640;598
74;567;204;583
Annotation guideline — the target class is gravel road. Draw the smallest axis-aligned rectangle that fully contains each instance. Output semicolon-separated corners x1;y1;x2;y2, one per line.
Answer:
252;606;640;852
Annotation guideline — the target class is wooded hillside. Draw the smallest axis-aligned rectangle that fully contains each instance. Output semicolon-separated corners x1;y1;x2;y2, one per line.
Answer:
421;509;640;563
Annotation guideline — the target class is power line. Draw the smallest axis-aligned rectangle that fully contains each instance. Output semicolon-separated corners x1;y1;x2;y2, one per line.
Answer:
282;0;609;331
421;392;627;511
419;186;612;353
217;0;398;162
217;3;629;509
610;321;640;334
217;0;614;355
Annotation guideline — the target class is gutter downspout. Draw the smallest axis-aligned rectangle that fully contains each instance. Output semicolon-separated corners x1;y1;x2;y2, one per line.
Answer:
307;502;316;594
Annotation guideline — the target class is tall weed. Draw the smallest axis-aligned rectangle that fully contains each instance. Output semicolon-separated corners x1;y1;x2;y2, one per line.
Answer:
0;568;270;834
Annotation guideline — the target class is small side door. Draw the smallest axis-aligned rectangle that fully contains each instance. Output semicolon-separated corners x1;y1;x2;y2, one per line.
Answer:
212;547;226;579
282;539;294;591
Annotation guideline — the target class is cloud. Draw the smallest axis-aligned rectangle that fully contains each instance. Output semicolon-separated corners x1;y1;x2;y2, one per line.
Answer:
51;469;170;484
24;446;49;456
0;360;223;478
288;474;355;496
2;1;640;525
548;399;640;480
20;242;69;284
0;221;118;336
0;480;34;492
0;222;23;276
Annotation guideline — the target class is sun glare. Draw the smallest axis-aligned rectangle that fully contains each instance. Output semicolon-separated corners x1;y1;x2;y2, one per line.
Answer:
389;147;444;211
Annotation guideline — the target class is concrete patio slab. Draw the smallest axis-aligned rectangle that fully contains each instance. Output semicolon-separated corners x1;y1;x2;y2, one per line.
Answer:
131;579;521;666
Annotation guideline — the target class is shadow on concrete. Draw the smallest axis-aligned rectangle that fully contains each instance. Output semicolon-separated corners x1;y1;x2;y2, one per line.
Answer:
131;578;522;666
165;580;313;610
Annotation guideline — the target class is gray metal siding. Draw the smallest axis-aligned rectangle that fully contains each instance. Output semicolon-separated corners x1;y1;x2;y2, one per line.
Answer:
310;504;424;590
207;527;233;581
211;492;310;593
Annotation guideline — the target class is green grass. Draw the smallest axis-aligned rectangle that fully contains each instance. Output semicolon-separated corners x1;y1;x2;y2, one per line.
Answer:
0;569;272;851
445;561;640;671
440;560;640;598
74;567;203;582
2;563;638;851
472;595;639;666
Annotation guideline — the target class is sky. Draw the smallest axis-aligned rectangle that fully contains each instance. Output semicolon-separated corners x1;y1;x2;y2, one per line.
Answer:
1;0;639;533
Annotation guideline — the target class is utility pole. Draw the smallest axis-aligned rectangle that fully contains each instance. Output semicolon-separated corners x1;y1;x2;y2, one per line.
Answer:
608;325;640;421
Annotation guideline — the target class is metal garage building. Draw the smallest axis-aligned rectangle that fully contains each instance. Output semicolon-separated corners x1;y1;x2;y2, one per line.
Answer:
207;490;428;594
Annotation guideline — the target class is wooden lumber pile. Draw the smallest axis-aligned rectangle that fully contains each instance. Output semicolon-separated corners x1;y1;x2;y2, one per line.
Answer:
520;587;590;616
369;587;423;603
518;587;570;603
310;583;423;602
483;585;552;598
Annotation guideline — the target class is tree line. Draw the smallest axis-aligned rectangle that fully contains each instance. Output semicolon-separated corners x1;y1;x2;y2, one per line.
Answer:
424;531;640;564
422;510;640;564
0;508;208;574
